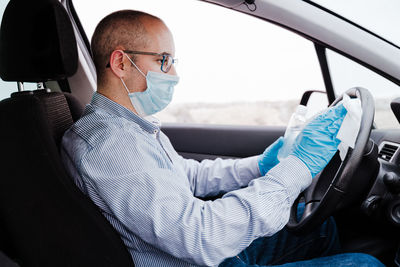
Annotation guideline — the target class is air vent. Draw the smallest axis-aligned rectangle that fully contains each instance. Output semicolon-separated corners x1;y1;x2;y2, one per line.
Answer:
379;142;399;162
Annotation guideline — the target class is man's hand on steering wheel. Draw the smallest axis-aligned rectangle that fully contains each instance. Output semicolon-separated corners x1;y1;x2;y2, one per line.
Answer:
291;104;348;178
287;87;375;234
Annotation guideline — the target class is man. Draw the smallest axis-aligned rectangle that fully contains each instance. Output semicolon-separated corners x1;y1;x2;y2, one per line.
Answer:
61;10;384;267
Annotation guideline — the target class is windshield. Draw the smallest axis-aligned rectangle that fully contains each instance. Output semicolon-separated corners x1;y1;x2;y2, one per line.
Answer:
311;0;400;47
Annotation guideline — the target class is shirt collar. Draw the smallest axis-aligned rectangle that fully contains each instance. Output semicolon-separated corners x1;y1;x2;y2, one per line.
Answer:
91;92;160;134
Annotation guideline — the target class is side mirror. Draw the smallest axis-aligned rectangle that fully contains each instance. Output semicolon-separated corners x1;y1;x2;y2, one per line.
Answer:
300;90;329;118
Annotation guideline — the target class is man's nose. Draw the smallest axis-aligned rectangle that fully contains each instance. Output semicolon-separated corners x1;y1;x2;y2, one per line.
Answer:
169;65;177;76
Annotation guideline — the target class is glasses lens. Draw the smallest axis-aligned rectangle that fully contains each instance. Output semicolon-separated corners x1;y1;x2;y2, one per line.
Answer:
161;55;172;73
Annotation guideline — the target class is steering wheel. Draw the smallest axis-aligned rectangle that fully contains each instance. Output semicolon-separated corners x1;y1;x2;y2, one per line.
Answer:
286;87;375;234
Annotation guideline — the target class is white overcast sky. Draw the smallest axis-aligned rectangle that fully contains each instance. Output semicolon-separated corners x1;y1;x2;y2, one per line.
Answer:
73;0;326;103
72;0;400;104
0;0;399;103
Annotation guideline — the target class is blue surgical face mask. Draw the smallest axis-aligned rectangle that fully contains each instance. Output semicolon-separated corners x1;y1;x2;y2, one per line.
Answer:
120;54;179;117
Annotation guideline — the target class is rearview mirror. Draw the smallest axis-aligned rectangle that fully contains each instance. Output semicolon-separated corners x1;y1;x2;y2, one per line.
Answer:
300;90;329;118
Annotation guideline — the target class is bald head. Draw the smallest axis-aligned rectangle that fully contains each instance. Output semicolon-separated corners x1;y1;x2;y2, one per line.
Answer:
91;10;161;85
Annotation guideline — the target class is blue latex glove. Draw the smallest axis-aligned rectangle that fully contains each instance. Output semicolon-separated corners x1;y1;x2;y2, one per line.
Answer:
291;104;348;178
258;137;284;176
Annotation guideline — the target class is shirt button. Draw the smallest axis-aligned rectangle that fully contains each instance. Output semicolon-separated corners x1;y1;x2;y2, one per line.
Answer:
154;130;158;134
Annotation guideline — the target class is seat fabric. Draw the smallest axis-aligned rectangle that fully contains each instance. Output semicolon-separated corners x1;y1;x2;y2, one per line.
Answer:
0;91;134;267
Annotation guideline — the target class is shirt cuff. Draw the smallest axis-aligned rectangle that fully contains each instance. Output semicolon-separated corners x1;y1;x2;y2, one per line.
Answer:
265;155;312;203
236;156;261;184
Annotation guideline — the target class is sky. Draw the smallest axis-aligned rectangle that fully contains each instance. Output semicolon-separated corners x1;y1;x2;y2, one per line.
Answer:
73;0;326;104
72;0;400;104
0;0;399;104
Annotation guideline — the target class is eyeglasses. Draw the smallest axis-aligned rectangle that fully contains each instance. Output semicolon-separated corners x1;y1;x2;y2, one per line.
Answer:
106;50;177;73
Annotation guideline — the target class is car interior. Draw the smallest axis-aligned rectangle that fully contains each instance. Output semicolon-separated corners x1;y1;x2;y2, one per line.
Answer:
0;0;399;266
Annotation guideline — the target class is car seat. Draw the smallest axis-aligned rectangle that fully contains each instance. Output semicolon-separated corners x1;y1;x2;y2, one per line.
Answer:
0;0;134;266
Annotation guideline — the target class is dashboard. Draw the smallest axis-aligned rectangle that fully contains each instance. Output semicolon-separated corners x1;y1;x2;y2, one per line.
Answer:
365;129;400;227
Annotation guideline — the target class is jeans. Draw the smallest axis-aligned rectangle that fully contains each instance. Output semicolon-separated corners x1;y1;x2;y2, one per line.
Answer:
219;205;384;267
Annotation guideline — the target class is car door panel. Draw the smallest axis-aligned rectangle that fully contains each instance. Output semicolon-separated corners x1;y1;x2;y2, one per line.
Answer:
162;123;286;161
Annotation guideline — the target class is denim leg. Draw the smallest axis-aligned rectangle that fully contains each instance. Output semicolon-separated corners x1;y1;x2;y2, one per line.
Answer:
272;253;385;267
219;253;385;267
219;203;385;266
237;215;340;265
220;203;341;266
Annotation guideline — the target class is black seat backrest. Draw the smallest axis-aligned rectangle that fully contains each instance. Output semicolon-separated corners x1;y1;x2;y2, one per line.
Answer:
0;92;134;267
0;0;134;266
64;92;85;123
0;250;19;267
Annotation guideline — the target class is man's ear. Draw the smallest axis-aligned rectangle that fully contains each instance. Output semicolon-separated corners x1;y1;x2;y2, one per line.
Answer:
109;50;126;78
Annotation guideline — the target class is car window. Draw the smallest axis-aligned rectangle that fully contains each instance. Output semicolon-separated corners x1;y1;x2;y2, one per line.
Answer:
73;0;327;126
326;49;400;129
0;0;39;100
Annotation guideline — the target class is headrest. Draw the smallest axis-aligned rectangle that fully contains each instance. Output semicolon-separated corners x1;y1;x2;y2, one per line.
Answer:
0;0;78;82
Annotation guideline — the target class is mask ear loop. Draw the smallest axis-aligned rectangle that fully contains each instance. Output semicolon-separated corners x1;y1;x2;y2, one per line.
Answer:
123;53;146;77
120;51;146;94
120;77;130;94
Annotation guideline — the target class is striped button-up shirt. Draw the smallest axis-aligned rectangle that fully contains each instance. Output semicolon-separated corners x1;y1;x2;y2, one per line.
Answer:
61;92;311;267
